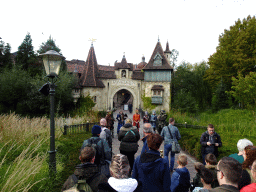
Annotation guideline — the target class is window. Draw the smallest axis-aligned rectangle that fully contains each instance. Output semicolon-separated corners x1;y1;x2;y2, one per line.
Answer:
93;96;97;102
121;70;126;78
153;52;162;66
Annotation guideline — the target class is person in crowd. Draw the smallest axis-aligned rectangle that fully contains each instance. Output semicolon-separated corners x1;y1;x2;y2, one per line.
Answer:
171;154;191;192
150;110;157;132
118;118;140;172
209;157;242;192
105;111;115;137
62;147;108;192
157;110;167;134
204;153;219;188
190;162;205;191
141;123;154;155
192;167;214;192
200;124;222;165
238;145;252;189
128;101;133;114
240;159;256;192
132;133;171;192
81;125;111;167
100;118;112;151
205;153;219;188
133;109;140;130
242;145;256;183
98;154;138;192
229;138;253;164
160;117;181;172
116;111;123;135
143;111;150;123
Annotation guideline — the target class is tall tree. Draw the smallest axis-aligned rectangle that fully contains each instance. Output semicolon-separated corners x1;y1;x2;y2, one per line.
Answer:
172;61;211;112
38;36;66;71
205;15;256;91
0;40;12;70
170;49;179;69
15;32;38;71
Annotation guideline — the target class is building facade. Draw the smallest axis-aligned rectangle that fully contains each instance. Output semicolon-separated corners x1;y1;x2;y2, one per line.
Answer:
67;40;173;113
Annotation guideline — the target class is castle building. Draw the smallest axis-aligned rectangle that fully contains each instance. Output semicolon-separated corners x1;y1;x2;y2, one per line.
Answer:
67;40;173;113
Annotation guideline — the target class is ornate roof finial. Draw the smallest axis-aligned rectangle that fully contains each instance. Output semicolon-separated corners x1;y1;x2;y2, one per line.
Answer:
89;38;97;47
158;35;160;42
123;52;125;58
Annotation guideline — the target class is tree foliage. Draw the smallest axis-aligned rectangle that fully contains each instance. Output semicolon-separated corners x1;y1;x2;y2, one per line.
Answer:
212;78;232;112
205;15;256;90
228;72;256;109
0;40;12;70
38;36;66;72
170;49;179;69
0;68;75;117
15;32;38;71
172;61;211;112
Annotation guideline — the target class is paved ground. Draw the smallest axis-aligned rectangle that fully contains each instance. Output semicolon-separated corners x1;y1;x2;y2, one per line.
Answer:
112;108;198;181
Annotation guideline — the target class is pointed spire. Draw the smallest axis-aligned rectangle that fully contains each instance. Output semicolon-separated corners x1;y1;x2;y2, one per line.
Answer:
143;40;172;70
80;45;104;88
165;41;171;53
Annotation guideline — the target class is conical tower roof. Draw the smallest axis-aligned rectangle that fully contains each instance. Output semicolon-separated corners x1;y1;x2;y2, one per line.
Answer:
143;41;173;70
164;41;172;53
80;45;105;87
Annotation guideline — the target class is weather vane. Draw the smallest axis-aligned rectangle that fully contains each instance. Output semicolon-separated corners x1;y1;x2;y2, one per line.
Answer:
89;38;97;46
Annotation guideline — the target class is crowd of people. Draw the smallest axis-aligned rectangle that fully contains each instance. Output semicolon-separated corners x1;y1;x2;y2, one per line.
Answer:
61;109;256;192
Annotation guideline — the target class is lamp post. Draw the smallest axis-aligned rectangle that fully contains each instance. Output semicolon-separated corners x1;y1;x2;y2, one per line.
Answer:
39;50;65;175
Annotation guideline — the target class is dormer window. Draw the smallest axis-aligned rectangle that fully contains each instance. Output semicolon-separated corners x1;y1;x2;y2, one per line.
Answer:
153;52;162;66
121;70;126;78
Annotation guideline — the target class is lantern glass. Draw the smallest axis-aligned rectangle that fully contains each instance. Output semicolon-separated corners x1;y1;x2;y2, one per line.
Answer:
43;55;62;76
40;50;64;77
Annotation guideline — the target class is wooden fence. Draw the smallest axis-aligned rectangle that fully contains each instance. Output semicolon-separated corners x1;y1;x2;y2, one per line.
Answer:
63;122;98;135
63;121;207;135
174;123;207;129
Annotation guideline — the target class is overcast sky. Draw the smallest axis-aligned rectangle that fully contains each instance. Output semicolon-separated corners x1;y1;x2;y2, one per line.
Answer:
1;0;256;67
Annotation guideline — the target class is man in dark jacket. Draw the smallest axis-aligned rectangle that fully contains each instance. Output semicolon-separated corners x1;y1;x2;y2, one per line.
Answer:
81;125;111;166
200;124;222;164
209;157;241;192
118;118;140;171
61;147;108;192
132;134;171;192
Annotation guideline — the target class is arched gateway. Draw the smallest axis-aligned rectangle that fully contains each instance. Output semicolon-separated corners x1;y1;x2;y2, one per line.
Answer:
68;40;173;113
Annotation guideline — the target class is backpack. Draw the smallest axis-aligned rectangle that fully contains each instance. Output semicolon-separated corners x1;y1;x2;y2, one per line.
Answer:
104;129;112;149
63;174;93;192
83;138;102;165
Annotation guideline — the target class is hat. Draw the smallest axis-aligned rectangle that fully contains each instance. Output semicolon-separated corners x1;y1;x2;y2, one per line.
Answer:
92;125;101;135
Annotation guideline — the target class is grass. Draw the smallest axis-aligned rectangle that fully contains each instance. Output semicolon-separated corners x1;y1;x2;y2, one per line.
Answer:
0;113;88;192
170;108;256;137
169;108;256;161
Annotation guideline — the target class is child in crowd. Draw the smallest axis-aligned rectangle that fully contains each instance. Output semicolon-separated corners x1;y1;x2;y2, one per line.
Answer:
170;154;190;192
192;167;213;192
204;153;219;188
190;162;204;191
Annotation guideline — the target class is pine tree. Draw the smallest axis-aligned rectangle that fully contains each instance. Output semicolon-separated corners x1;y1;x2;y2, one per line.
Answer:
15;32;38;70
38;36;66;71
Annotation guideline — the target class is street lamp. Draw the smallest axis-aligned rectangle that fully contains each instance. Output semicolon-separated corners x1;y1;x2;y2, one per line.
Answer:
39;50;65;175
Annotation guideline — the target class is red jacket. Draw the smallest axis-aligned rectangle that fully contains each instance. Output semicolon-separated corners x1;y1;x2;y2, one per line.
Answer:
240;183;256;192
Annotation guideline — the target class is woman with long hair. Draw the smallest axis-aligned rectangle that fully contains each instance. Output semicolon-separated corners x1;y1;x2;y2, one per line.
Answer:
98;154;138;192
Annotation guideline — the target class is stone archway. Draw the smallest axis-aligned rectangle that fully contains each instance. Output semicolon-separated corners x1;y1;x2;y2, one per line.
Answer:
113;89;133;109
110;87;137;113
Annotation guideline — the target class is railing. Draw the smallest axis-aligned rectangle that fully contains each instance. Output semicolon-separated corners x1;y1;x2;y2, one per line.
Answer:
175;122;207;129
63;122;98;135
